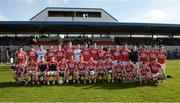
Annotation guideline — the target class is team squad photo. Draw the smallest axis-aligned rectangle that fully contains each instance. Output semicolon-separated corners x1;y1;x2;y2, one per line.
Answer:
13;42;167;86
0;0;180;102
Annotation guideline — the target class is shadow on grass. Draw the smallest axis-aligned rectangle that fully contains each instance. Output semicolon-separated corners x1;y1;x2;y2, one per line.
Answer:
0;69;12;71
0;81;158;89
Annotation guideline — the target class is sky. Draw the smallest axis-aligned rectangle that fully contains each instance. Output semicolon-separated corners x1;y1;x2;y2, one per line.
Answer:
0;0;180;24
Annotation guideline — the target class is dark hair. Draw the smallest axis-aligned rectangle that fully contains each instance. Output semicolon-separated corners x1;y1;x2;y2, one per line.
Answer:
124;43;127;45
117;60;121;63
142;45;146;49
160;45;164;48
142;62;146;65
19;47;23;50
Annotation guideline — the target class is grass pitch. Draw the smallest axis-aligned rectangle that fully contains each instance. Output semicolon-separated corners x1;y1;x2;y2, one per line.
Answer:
0;60;180;102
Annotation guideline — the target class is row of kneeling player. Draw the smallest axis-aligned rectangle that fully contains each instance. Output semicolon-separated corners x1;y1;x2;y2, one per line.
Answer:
12;55;164;85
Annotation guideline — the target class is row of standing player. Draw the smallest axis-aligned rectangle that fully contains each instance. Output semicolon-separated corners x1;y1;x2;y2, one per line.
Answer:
15;42;167;67
13;42;167;85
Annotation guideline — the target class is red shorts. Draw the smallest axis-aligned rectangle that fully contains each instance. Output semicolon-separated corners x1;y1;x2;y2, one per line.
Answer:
140;74;151;80
78;71;86;75
126;73;133;78
68;69;75;75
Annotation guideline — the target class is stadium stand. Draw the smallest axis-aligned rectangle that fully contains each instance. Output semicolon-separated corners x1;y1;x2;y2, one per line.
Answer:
32;36;60;45
0;36;33;46
115;37;180;46
63;36;89;45
92;37;113;45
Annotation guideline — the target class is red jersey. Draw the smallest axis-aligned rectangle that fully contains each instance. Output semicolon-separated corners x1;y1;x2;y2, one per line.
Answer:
120;49;131;61
90;48;98;60
28;61;37;71
113;50;121;60
87;61;96;71
105;51;113;59
138;50;149;62
15;65;26;74
124;64;134;73
56;50;64;62
114;64;124;71
98;50;105;60
149;63;161;74
77;61;86;71
140;67;151;75
67;60;76;70
96;62;104;71
149;50;158;63
15;51;27;64
81;49;91;61
65;47;74;59
48;61;58;71
58;62;68;71
46;50;56;61
28;49;37;62
157;50;167;64
104;61;113;70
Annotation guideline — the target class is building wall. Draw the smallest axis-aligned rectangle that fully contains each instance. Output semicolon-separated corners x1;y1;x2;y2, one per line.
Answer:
31;8;117;22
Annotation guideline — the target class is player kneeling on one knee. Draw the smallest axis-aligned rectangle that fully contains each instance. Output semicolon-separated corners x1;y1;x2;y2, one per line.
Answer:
104;58;115;83
46;56;58;85
138;62;151;85
114;60;125;81
58;58;68;84
36;56;48;85
87;57;96;83
96;59;105;82
13;63;28;85
76;56;87;84
26;59;38;85
124;61;136;81
149;58;164;84
67;56;77;83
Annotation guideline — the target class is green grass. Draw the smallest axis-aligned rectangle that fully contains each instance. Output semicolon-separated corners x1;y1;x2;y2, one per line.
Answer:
0;60;180;102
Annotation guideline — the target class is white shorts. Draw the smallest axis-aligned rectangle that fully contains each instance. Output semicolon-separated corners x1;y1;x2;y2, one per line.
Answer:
74;55;80;62
28;71;36;75
65;59;70;62
160;63;166;79
107;70;113;74
93;60;98;64
75;59;80;63
113;60;118;66
47;71;57;76
152;73;161;78
122;61;128;66
131;62;139;69
160;63;166;71
89;71;96;76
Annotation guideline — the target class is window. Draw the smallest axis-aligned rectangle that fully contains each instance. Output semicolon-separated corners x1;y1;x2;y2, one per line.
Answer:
48;11;101;18
76;12;101;18
88;12;101;18
48;11;74;17
76;12;86;17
